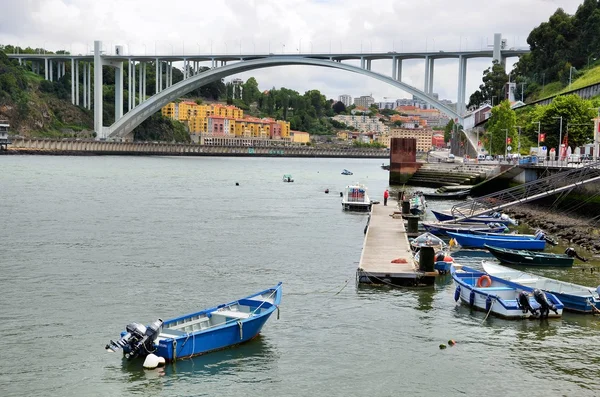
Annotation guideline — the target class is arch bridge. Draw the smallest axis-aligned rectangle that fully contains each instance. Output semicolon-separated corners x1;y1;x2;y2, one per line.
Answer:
7;36;529;140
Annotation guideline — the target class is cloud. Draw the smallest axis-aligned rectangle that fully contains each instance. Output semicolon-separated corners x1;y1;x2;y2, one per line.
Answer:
0;0;585;103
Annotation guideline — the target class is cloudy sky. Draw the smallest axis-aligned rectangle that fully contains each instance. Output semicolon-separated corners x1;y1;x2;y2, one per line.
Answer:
0;0;585;104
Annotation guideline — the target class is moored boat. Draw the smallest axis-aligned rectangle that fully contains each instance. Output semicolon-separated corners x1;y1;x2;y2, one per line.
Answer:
482;261;600;313
484;244;574;267
431;210;518;225
106;283;282;363
451;265;563;319
422;190;470;200
282;174;294;182
422;221;508;236
446;231;546;250
341;184;371;211
341;169;353;175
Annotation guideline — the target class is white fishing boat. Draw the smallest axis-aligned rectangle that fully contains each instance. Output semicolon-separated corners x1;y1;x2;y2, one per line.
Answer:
341;184;371;212
482;261;600;314
451;265;564;319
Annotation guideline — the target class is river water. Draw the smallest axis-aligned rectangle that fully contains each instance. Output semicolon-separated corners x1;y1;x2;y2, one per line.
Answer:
1;155;600;397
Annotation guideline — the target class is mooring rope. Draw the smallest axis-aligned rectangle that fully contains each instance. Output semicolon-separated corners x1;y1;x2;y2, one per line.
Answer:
481;298;496;324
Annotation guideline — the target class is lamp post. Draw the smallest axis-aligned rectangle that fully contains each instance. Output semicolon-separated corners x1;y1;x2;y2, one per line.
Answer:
532;121;541;154
552;116;563;160
502;128;509;159
491;96;497;107
569;66;575;88
589;107;600;160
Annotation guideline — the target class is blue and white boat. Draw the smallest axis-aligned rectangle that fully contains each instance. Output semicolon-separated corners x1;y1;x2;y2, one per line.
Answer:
446;231;546;250
341;169;353;175
422;221;508;236
482;262;600;314
431;210;518;226
106;283;282;363
452;265;563;319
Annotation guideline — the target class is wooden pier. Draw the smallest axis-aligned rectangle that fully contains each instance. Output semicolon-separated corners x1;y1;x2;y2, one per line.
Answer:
357;199;435;286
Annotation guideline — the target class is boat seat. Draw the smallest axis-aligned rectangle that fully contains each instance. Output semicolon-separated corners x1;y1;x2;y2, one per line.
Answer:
476;287;514;291
212;310;252;319
169;316;211;331
158;328;188;339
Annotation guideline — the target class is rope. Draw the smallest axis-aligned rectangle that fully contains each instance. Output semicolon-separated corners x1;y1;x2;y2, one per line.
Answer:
481;297;495;323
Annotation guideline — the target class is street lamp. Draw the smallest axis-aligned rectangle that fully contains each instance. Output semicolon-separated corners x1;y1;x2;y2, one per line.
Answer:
515;125;522;153
532;121;541;152
502;128;509;159
552;116;563;159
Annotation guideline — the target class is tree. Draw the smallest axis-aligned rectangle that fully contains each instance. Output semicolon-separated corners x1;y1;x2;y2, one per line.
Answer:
241;77;260;105
332;101;346;114
486;100;517;155
444;119;455;143
468;60;508;108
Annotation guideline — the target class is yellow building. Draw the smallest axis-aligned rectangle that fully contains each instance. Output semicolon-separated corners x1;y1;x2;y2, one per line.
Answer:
161;102;245;122
292;131;310;144
378;128;434;152
278;120;291;138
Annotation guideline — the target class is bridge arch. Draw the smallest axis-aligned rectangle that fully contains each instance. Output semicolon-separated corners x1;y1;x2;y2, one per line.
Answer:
108;57;461;139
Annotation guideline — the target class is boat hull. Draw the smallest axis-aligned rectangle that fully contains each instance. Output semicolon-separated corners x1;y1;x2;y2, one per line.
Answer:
485;245;574;267
447;232;546;250
431;210;515;225
422;191;469;200
422;222;507;236
452;266;563;319
482;262;600;313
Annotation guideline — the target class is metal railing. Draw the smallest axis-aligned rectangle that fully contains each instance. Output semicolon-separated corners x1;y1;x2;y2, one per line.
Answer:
449;161;600;221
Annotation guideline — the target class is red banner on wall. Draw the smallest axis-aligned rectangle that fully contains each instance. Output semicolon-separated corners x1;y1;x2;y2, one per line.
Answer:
539;133;546;142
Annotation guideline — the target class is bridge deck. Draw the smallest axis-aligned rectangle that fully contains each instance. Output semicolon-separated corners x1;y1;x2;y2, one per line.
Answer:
357;199;434;286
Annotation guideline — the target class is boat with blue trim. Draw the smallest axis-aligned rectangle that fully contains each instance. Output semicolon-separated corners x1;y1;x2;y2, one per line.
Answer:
422;221;508;236
451;265;563;319
446;231;546;250
484;245;574;267
482;262;600;314
431;210;518;226
106;283;282;363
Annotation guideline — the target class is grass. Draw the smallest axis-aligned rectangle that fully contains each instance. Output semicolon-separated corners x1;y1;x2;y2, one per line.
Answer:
532;64;600;102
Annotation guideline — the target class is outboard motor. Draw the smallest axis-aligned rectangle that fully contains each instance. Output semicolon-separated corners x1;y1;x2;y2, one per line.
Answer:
106;319;163;359
516;291;538;316
565;247;588;262
534;230;545;241
533;289;558;318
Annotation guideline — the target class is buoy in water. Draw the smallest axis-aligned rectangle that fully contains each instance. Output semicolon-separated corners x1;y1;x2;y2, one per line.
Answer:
439;344;447;349
235;182;239;186
325;189;329;194
448;339;456;346
157;356;166;366
143;354;161;369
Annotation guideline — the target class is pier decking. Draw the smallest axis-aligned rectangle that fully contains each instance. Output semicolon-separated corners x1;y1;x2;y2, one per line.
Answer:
357;199;435;286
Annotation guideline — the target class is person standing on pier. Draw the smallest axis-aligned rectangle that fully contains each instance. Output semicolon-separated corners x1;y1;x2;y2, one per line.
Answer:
383;189;389;206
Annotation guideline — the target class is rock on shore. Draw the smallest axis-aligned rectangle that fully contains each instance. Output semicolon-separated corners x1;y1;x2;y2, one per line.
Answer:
506;205;600;254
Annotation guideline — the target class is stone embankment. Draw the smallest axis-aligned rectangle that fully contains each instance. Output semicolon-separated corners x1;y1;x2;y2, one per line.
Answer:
506;205;600;254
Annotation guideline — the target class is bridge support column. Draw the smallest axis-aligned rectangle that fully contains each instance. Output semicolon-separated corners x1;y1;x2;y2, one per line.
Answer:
457;55;467;116
139;62;143;105
428;58;434;95
71;59;75;105
155;59;159;94
94;40;104;139
132;60;136;108
392;57;397;80
115;61;123;120
169;61;173;87
87;59;92;110
423;56;429;94
75;61;79;106
128;60;132;111
49;59;53;82
44;58;48;80
83;62;87;108
143;62;146;101
360;57;365;69
366;59;371;70
397;59;402;81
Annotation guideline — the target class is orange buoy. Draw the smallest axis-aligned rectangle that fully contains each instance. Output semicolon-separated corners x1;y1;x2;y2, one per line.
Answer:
477;275;492;288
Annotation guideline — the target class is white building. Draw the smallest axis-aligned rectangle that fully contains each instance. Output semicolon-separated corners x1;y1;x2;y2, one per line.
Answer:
332;114;389;134
338;94;352;107
377;102;396;110
354;95;374;108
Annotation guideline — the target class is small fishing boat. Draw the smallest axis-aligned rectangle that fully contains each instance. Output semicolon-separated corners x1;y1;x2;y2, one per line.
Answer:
422;190;470;200
341;169;353;175
410;232;447;252
407;192;427;216
282;174;294;182
341;184;371;212
452;265;563;319
446;231;546;250
431;210;518;226
484;245;574;267
482;261;600;313
473;230;559;246
106;283;282;363
422;221;508;236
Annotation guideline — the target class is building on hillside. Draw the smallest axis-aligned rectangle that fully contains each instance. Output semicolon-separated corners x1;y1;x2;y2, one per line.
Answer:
395;106;449;128
432;134;445;148
378;128;434;152
291;131;310;144
338;94;352;107
353;95;374;108
331;114;389;134
377;101;396;110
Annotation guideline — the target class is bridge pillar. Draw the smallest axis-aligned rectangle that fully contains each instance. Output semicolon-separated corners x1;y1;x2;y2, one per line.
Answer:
75;61;79;106
87;59;92;110
138;61;143;105
423;56;429;93
397;58;402;81
457;55;467;116
94;40;105;139
366;59;371;71
360;57;365;69
71;59;75;105
83;62;87;108
155;59;159;94
132;60;136;108
428;58;434;95
115;61;123;120
143;62;147;101
44;58;48;80
392;56;397;79
49;59;53;82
